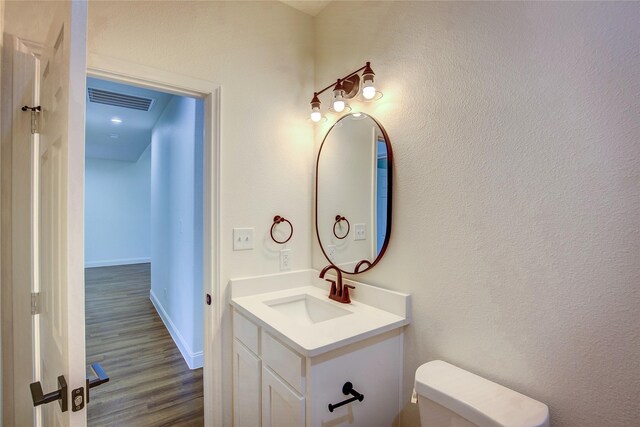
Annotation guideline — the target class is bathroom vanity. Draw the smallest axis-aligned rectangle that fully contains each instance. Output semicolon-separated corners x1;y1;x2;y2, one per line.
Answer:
230;270;410;427
229;110;403;426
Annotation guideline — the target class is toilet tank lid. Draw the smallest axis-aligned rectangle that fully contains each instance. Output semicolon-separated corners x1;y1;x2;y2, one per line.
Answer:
414;361;549;427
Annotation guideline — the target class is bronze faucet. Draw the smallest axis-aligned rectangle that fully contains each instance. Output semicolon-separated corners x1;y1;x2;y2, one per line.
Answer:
319;265;355;304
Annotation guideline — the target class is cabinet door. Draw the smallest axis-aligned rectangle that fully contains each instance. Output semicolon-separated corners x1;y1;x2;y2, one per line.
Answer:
308;331;403;427
262;367;305;427
233;339;262;427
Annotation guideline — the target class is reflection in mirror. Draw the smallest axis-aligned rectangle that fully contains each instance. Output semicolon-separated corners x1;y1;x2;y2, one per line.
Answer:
316;113;392;274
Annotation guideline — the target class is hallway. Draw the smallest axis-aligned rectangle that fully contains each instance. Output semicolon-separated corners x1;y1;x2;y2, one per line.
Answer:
85;263;203;426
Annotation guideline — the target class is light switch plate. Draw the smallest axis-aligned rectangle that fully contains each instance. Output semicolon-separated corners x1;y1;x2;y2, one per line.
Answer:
354;223;366;241
233;228;254;250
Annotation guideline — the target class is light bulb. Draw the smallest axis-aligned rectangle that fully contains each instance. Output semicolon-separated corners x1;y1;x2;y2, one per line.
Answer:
331;79;347;113
310;109;322;122
361;62;378;101
333;99;346;113
362;81;376;100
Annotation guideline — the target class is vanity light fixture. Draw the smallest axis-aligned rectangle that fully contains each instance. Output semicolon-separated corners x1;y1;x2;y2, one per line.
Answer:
110;117;122;124
309;62;382;123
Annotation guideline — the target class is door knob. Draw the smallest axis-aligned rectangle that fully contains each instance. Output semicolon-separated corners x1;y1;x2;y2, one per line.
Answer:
86;362;110;403
30;375;68;412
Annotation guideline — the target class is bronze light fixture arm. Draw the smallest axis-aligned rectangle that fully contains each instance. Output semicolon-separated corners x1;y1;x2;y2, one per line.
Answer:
313;63;369;97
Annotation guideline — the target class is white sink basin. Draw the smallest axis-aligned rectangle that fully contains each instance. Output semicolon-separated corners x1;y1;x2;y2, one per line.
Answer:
264;294;352;326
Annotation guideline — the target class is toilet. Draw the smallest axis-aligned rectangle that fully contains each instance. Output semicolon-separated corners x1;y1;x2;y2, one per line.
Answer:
414;360;549;427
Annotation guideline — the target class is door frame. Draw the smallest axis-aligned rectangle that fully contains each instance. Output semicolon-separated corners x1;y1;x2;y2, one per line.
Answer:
86;53;223;426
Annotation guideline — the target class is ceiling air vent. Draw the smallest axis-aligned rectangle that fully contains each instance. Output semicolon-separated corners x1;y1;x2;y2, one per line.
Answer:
88;88;154;111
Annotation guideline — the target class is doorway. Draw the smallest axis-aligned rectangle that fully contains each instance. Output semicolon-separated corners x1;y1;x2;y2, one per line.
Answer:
86;57;223;425
84;77;205;424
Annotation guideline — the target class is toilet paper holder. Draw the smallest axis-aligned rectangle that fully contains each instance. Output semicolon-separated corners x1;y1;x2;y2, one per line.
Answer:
328;382;364;412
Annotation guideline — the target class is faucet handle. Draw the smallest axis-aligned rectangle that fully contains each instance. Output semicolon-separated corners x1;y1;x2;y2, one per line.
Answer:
342;284;355;303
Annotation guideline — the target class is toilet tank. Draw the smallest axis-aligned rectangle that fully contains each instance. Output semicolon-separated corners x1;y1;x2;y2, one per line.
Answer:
414;361;549;427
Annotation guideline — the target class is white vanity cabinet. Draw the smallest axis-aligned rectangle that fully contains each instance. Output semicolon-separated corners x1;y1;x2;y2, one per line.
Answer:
232;309;404;427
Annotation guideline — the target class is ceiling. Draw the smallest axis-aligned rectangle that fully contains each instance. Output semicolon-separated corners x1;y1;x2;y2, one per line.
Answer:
85;77;174;162
280;1;331;16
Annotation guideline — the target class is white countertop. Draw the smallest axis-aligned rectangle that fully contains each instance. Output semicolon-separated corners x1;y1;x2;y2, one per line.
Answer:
230;270;411;357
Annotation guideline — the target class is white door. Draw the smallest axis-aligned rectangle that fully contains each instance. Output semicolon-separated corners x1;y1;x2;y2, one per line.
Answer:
36;1;88;425
8;2;88;426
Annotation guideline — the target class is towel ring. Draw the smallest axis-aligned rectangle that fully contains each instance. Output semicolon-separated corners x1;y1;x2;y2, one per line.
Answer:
333;215;350;240
271;215;293;244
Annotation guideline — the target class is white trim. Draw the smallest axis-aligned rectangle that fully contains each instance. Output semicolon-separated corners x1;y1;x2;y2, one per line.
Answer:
149;290;203;369
84;257;150;268
86;54;222;427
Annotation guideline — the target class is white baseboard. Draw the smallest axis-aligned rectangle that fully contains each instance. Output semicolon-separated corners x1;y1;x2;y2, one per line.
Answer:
85;257;151;268
149;289;203;369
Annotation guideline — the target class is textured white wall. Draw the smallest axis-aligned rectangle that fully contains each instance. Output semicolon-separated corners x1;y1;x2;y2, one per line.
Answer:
85;146;151;267
314;2;640;426
151;96;204;361
3;0;50;44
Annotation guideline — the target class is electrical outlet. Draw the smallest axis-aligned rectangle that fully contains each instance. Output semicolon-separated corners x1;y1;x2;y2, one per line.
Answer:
280;249;291;271
163;288;167;299
233;228;254;250
354;223;366;241
327;245;337;261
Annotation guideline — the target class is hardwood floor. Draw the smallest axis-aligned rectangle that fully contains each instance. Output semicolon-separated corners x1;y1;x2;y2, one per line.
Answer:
85;263;203;426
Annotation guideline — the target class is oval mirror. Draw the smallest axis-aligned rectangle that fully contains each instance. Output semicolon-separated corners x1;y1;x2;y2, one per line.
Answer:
315;113;392;274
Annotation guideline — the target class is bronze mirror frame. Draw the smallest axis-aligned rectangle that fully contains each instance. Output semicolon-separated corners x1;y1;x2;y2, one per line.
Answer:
315;113;393;275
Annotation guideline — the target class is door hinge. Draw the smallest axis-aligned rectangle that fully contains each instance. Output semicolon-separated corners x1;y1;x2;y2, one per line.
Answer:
31;292;41;315
21;105;41;134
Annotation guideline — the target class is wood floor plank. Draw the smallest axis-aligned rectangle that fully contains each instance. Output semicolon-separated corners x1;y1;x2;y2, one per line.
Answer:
85;263;203;426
